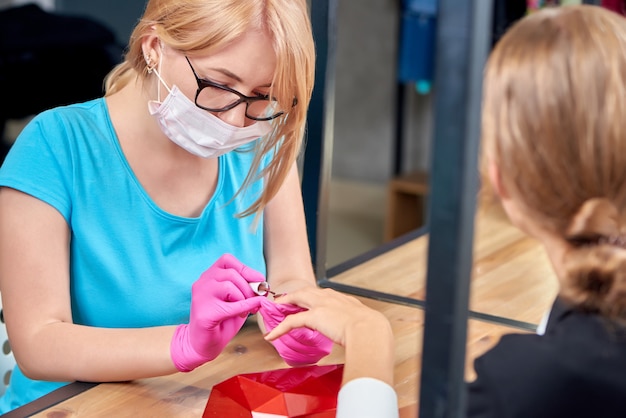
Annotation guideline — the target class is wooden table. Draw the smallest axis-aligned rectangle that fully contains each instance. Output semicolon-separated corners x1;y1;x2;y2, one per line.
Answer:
17;300;525;418
11;205;558;417
328;204;559;327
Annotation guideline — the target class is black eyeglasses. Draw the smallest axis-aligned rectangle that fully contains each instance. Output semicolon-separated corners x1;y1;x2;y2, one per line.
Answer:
185;56;292;121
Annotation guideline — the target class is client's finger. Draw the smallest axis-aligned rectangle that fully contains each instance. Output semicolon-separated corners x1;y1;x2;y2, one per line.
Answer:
264;311;313;341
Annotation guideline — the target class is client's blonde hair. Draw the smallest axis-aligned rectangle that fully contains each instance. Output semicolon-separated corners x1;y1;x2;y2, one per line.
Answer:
481;5;626;319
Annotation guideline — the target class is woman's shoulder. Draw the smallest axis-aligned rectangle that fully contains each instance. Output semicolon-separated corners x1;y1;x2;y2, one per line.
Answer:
472;332;552;378
32;98;107;129
3;97;113;179
16;98;112;154
467;328;626;418
476;321;626;375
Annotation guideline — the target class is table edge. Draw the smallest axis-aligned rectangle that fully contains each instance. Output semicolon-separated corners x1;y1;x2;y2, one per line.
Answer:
2;381;98;418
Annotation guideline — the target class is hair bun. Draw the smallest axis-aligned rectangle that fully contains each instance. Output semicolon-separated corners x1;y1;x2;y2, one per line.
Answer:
562;198;626;319
562;246;626;319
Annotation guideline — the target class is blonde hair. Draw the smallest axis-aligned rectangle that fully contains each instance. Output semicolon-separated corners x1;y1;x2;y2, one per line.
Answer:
104;0;315;218
481;5;626;319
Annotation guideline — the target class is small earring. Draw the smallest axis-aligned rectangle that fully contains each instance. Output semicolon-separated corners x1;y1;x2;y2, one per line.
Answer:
145;56;154;73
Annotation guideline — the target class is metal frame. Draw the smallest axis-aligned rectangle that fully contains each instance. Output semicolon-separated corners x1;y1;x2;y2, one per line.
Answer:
318;225;536;331
301;0;337;278
418;1;493;416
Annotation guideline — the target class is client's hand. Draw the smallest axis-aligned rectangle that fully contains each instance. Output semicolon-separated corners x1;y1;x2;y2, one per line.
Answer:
264;287;395;387
171;254;266;372
259;297;333;366
263;288;389;347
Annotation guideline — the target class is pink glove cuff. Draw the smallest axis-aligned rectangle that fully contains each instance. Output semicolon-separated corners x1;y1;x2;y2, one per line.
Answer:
170;324;210;372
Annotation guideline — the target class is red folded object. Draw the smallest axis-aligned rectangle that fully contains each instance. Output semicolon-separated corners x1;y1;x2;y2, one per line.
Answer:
203;364;344;418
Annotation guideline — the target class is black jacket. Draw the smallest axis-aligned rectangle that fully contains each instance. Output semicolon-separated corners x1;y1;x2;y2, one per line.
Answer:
467;297;626;418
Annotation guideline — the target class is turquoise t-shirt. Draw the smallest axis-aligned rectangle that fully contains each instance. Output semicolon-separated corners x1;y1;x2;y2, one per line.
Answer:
0;99;268;413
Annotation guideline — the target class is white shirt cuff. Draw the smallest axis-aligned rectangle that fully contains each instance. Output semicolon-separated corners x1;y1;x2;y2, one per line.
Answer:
336;377;399;418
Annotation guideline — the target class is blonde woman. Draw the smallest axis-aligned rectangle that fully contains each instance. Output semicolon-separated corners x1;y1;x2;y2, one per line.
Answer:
0;0;330;413
470;4;626;416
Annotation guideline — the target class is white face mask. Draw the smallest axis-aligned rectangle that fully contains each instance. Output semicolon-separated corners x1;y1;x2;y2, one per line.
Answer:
147;61;272;158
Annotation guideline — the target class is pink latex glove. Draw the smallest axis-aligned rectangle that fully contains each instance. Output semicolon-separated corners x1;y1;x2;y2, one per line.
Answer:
259;298;334;366
171;254;266;372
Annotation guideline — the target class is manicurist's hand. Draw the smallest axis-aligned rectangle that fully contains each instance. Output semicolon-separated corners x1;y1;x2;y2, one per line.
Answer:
170;254;266;372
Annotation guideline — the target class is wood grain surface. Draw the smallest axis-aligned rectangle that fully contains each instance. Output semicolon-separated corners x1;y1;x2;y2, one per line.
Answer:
330;205;559;325
32;299;526;417
29;206;557;417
